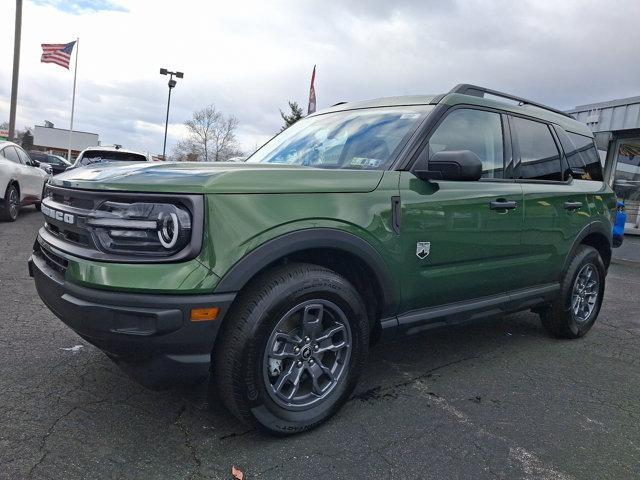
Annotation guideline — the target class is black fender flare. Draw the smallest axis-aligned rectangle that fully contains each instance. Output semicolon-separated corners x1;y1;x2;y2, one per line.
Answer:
562;220;612;274
214;228;397;316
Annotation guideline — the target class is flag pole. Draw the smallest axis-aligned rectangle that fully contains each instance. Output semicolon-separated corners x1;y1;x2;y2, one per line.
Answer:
67;38;79;162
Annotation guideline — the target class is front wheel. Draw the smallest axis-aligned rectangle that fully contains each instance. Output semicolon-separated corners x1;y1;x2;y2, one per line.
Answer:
539;245;606;338
213;263;369;435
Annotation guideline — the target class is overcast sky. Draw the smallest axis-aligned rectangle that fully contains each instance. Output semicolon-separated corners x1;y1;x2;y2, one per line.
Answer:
1;0;639;156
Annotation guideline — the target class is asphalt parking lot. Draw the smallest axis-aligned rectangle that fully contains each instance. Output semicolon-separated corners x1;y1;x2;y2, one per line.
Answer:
2;208;640;480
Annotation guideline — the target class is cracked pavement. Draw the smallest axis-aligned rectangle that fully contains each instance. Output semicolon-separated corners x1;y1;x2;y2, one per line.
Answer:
2;209;640;479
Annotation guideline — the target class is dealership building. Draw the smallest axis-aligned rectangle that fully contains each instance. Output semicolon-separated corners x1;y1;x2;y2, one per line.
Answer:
567;95;640;231
32;124;99;160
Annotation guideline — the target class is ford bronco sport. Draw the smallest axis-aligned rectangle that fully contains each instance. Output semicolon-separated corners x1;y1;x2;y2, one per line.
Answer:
29;84;615;434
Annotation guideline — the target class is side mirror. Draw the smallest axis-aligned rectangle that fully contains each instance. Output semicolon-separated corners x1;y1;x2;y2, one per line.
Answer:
414;150;483;181
39;163;52;175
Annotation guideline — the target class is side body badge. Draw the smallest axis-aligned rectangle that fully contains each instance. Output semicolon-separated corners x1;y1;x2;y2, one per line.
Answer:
416;241;431;259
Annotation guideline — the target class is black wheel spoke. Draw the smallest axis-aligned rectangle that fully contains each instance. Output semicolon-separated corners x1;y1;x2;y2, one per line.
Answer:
316;324;344;343
269;341;298;360
274;362;304;399
307;362;330;395
316;339;349;354
274;331;301;344
302;304;324;340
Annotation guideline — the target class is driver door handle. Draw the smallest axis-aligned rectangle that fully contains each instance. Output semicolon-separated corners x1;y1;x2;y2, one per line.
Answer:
564;201;583;211
489;199;518;210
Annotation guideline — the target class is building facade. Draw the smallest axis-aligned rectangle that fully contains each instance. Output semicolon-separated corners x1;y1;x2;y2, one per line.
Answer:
33;125;99;160
567;96;640;230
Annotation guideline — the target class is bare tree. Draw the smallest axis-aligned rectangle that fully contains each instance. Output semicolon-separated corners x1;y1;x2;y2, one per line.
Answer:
178;104;242;162
170;139;200;162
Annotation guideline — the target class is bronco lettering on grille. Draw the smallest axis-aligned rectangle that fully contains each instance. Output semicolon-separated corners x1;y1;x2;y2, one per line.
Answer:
41;205;75;225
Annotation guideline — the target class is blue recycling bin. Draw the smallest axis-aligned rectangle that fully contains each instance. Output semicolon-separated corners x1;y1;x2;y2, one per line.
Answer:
613;201;626;248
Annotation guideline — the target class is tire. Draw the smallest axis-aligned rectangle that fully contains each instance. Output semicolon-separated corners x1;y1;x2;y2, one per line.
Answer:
0;184;20;222
213;263;369;435
539;245;606;339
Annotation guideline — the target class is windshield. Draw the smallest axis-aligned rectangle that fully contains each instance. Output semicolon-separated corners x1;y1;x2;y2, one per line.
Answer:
51;155;71;166
248;105;432;170
77;150;147;166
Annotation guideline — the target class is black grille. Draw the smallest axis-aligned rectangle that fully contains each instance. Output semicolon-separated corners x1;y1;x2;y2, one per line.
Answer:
50;191;94;210
34;241;68;274
45;220;92;247
38;184;204;264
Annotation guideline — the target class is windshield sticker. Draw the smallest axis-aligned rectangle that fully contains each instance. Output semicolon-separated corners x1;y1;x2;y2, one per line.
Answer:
349;157;382;168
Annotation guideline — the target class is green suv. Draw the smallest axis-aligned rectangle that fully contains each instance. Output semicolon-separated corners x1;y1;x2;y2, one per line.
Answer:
29;84;615;434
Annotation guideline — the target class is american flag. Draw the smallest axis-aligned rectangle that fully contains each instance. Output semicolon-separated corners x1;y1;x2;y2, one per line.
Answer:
41;41;76;69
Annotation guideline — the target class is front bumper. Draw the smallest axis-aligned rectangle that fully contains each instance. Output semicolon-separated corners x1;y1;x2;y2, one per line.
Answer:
29;244;236;387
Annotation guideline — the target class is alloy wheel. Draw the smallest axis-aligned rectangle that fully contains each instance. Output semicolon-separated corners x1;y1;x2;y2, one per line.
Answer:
571;263;599;323
8;188;19;220
263;299;352;410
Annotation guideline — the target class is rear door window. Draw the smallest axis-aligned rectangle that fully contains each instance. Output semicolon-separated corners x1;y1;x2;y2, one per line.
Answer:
511;116;563;181
556;128;603;181
428;108;505;178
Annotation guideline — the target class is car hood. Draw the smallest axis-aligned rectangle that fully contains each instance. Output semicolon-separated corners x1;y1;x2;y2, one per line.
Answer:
48;162;385;194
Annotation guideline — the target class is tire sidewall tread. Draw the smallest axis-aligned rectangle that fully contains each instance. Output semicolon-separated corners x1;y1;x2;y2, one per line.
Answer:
213;263;369;435
541;245;606;339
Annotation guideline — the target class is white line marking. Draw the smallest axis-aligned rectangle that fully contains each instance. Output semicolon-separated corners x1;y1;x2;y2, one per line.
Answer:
414;381;574;480
60;345;84;353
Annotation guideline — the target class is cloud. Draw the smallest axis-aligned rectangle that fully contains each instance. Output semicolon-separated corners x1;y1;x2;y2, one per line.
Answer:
31;0;127;14
1;0;639;156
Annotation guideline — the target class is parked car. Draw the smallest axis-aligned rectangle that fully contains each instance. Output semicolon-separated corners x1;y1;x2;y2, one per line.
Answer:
0;141;50;221
72;145;151;168
29;151;71;175
29;84;616;434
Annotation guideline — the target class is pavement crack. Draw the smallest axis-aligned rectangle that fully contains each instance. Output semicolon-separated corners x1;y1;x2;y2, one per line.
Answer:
219;428;254;441
174;404;203;480
350;352;485;405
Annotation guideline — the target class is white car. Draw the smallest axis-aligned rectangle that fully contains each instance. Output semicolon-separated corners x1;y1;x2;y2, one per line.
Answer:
72;145;151;167
0;141;50;222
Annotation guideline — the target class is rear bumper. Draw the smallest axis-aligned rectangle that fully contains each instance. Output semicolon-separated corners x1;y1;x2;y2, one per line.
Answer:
29;246;236;387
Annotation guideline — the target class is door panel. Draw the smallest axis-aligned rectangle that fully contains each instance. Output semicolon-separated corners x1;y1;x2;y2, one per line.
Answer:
399;173;523;311
16;147;41;200
517;182;591;288
510;116;593;288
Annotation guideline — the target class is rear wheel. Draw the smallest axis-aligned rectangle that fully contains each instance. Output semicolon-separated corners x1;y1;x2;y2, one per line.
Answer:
213;263;369;435
539;245;605;338
1;184;19;222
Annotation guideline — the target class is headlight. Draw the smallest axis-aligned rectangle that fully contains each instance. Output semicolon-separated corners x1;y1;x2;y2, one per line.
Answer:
87;201;193;257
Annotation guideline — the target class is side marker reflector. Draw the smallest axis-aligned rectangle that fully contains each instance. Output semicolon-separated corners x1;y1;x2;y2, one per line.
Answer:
190;307;219;322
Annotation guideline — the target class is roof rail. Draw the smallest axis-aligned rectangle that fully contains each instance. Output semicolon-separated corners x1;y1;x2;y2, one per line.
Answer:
449;84;571;118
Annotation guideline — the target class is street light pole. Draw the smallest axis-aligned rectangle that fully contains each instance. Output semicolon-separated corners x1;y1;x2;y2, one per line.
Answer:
9;0;22;140
160;68;183;160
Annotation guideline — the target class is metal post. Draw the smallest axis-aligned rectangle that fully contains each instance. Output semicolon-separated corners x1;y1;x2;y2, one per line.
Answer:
67;38;79;162
162;75;173;160
9;0;22;140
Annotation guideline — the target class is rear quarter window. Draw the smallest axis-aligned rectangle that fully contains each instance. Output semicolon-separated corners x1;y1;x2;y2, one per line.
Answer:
557;129;603;182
